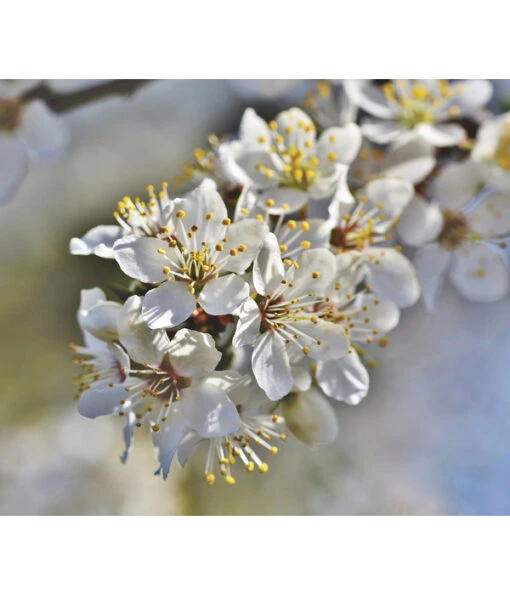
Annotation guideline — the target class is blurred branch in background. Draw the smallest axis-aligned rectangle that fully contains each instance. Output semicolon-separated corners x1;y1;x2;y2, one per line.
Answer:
21;79;152;112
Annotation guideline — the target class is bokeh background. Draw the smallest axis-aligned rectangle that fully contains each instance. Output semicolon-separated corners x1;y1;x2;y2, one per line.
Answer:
1;79;510;515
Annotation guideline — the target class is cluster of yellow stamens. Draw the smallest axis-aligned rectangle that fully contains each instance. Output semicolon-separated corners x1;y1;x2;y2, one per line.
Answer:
202;414;287;486
382;80;464;129
173;134;225;187
113;183;172;237
69;342;124;401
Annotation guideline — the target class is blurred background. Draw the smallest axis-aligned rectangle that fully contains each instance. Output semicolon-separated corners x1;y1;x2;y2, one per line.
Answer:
1;79;510;515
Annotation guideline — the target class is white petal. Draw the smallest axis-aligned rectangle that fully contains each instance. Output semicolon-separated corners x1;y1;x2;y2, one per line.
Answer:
316;123;362;166
70;225;124;259
454;80;492;115
118;295;170;366
0;135;28;205
413;243;451;310
152;406;190;479
78;384;127;419
221;218;269;273
167;328;221;377
450;243;509;302
19;100;69;163
284;248;337;300
114;236;174;283
398;194;444;247
206;370;250;393
260;186;309;213
432;160;483;211
253;233;284;296
354;293;400;335
179;382;241;437
142;281;196;329
291;319;350;361
252;332;292;401
361;118;403;144
381;136;436;184
275;107;316;149
81;301;122;342
351;83;396;119
232;297;262;348
281;387;338;445
172;179;227;247
467;191;510;238
233;150;281;189
316;350;369;405
364;177;414;221
239;107;271;149
364;247;421;307
176;432;202;468
199;274;249;315
291;366;312;392
120;412;137;464
416;123;466;148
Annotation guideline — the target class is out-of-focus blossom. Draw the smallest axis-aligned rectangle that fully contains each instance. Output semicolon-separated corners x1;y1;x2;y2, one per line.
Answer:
231;106;361;213
0;80;69;205
350;79;492;147
304;79;366;129
471;112;510;190
398;160;510;308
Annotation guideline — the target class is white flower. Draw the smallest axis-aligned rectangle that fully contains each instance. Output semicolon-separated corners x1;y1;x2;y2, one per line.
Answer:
471;112;510;190
233;233;350;401
0;81;69;205
398;160;510;308
113;179;268;329
349;136;436;188
70;182;175;259
351;79;492;147
327;176;420;307
232;106;362;213
176;380;289;485
314;253;400;405
76;294;248;479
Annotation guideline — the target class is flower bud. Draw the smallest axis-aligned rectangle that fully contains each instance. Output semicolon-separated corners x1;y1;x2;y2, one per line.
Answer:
281;387;338;446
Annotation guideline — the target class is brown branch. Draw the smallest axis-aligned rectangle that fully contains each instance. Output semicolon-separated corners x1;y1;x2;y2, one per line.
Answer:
20;79;153;113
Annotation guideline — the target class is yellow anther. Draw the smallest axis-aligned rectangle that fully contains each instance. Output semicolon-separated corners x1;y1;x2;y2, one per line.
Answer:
378;337;389;348
311;271;320;279
258;136;267;144
238;244;247;252
411;84;429;101
275;134;285;144
367;359;378;369
300;222;310;232
287;220;297;229
309;156;319;166
272;415;280;423
215;243;224;251
157;248;166;255
293;169;303;181
382;83;395;101
285;126;293;134
328;134;336;143
282;203;290;210
265;169;274;179
269;120;278;131
193;147;206;160
222;218;231;226
448;105;460;118
327;152;337;162
146;185;154;192
113;211;119;218
230;248;238;256
188;284;195;295
359;149;370;160
203;473;216;485
205;212;213;221
151;424;160;432
258;463;269;473
304;140;313;148
266;198;275;207
255;214;264;221
240;208;249;216
176;210;186;219
245;462;255;472
302;346;310;355
300;240;311;249
269;446;278;455
162;266;171;275
279;244;287;252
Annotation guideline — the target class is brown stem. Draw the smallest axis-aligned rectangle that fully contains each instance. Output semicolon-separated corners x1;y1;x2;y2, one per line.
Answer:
20;79;153;113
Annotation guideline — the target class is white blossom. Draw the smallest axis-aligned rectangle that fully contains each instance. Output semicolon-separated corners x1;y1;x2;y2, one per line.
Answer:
398;160;510;308
471;111;510;190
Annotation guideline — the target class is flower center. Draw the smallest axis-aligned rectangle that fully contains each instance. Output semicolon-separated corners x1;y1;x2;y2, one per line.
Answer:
437;210;470;250
382;80;463;130
0;98;22;133
493;121;510;171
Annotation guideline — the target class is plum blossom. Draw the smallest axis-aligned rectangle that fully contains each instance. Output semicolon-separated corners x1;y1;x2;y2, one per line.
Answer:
232;106;362;213
327;175;420;307
0;80;69;205
113;179;268;329
304;80;365;129
398;160;510;308
233;233;350;400
350;79;492;147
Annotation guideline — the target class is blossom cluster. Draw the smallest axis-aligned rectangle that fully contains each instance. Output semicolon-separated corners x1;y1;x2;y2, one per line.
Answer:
70;79;510;485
